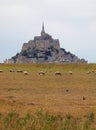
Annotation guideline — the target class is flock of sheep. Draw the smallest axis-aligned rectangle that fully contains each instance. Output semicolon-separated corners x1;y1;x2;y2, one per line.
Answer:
0;68;90;101
0;69;73;76
1;68;96;76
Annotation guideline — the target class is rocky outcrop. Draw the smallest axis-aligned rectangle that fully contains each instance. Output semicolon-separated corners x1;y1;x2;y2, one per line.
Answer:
8;24;87;63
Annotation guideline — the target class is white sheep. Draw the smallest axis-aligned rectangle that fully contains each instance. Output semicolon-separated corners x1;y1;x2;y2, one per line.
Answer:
17;70;23;73
55;71;62;76
10;69;14;72
38;71;45;75
0;70;3;73
68;71;73;75
23;71;29;75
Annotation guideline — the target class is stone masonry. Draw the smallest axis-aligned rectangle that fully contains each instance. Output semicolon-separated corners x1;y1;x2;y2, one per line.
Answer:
8;23;87;63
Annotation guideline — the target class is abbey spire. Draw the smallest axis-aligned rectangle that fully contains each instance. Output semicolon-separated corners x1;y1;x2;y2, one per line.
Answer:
42;22;45;32
41;22;45;36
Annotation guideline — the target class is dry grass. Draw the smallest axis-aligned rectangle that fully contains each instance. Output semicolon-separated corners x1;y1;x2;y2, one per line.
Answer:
0;63;96;117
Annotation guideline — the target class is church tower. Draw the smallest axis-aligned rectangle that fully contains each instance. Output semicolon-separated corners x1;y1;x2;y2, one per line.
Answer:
41;22;45;36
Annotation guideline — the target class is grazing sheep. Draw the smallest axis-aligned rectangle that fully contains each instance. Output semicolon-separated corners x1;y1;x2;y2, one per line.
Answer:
55;71;62;76
0;70;3;73
38;71;45;75
17;70;23;73
10;69;14;72
68;71;73;75
23;71;28;75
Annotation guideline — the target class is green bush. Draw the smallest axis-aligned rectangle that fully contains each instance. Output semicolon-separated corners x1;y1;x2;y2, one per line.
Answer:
0;111;95;130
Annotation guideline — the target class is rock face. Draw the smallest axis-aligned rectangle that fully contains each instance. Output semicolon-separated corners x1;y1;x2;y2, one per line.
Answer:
10;24;87;63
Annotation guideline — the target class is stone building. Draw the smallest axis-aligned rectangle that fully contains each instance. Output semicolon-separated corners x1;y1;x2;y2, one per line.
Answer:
9;23;87;63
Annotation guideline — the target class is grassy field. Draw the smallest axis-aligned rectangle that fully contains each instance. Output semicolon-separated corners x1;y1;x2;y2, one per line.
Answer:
0;63;96;118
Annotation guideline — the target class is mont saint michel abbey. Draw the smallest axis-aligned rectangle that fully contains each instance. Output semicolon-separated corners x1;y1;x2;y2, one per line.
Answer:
6;23;86;63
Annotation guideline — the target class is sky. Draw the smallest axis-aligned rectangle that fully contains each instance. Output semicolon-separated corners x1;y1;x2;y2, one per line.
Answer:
0;0;96;63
